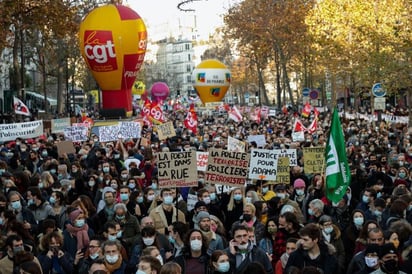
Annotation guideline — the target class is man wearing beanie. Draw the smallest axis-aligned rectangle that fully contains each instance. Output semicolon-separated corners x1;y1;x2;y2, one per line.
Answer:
196;211;224;255
373;243;406;274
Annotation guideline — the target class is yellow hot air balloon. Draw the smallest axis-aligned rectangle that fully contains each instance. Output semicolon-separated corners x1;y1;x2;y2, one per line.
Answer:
192;59;231;104
79;4;147;117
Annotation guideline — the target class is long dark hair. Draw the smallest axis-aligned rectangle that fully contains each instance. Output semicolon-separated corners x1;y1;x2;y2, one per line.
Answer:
183;229;207;257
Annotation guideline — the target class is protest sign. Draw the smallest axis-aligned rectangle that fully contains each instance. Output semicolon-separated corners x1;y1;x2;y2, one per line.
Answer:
214;184;233;194
98;125;120;142
0;120;43;142
205;149;250;187
64;126;88;142
248;149;279;180
196;151;209;171
303;146;325;174
157;151;197;188
119;121;141;139
247;134;266;147
273;149;298;166
276;157;290;184
156;122;176;140
186;194;198;211
51;118;71;133
56;141;76;156
227;136;246;152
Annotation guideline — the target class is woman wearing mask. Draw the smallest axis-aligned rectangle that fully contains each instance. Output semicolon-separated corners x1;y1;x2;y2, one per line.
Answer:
38;171;54;196
222;187;245;229
174;229;208;274
343;209;366;265
258;218;278;270
49;191;66;229
209;250;232;273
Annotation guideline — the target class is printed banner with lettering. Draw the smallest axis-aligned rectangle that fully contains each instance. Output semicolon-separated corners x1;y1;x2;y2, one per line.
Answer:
51;118;71;133
196;151;209;171
156;122;176;140
248;149;279;181
64;126;88;142
227;136;246;152
205;149;250;187
303;146;325;174
273;149;298;166
157;151;197;188
0;120;43;142
276;157;290;184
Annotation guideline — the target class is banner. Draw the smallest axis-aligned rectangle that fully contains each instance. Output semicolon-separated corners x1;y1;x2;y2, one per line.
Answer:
98;125;120;142
156;122;176;140
119;121;141;139
248;149;279;181
64;126;88;142
247;134;266;148
157;151;197;188
51;118;71;133
205;149;250;187
273;149;298;166
227;136;246;152
196;151;209;171
303;147;325;174
276;157;290;184
0;120;43;142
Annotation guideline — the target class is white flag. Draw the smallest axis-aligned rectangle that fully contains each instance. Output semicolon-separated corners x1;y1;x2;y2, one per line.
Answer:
13;96;31;116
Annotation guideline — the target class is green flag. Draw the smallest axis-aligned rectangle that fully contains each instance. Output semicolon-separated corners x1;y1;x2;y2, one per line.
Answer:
325;108;351;203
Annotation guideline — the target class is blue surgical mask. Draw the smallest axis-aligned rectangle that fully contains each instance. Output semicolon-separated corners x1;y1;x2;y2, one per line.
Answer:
233;194;242;201
151;183;158;190
90;252;99;260
262;186;269;194
11;200;21;210
136;270;147;274
163;196;173;205
120;193;129;201
128;183;136;189
323;227;333;234
137;196;144;203
210;193;216;201
49;196;56;204
245;197;252;204
75;219;85;228
217;261;230;273
116;231;122;239
103;167;110;173
168;235;175;244
374;210;382;217
308;208;314;216
354;216;364;226
27;199;34;206
50;169;56;174
108;235;117;241
362;195;370;203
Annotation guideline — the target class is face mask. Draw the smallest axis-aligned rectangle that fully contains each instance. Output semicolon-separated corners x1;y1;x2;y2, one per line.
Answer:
156;254;164;265
364;256;378;268
13;246;24;255
72;168;78;173
277;193;286;199
381;259;399;273
308;208;315;216
143;237;155;246
88;181;95;187
237;242;248;250
121;174;128;179
27;199;34;206
42;151;48;157
136;270;147;274
105;254;119;264
168;235;175;244
120;193;129;201
190;239;202;251
75;219;85;228
38;182;44;189
262;186;269;194
245;197;252;204
233;194;242;201
353;216;364;226
116;215;125;221
11;201;21;210
108;235;117;241
163;196;173;205
374;210;382;217
49;197;56;204
398;172;406;178
111;184;118;190
128;183;136;189
376;192;382;198
147;194;155;201
103;167;110;173
0;169;5;175
268;227;277;234
217;261;230;273
362;195;370;203
151;183;158;190
210;193;216;201
409;204;412;211
323;227;333;234
296;189;305;196
137;196;144;203
58;174;63;180
0;217;3;225
90;252;99;260
203;197;211;205
243;214;252;222
116;231;123;239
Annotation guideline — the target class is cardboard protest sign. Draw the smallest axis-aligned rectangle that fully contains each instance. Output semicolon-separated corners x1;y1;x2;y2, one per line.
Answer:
0;120;43;142
186;194;198;211
119;121;141;139
157;151;197;188
196;151;209;171
303;146;325;174
156;122;176;140
51;118;71;133
227;136;246;152
63;126;88;142
56;141;76;156
98;125;120;142
205;149;250;187
273;149;298;166
247;134;266;147
248;149;279;180
276;157;290;184
214;184;233;194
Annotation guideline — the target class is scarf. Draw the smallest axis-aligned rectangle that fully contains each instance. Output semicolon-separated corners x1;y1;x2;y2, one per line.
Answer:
105;256;123;273
65;222;90;250
200;229;214;245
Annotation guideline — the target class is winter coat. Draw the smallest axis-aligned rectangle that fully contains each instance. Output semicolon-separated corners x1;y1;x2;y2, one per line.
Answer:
225;243;273;274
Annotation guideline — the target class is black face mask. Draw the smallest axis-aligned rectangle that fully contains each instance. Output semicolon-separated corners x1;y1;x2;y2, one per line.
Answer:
381;259;399;273
243;214;252;222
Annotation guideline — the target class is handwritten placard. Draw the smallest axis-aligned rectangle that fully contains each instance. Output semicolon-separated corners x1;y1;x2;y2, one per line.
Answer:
156;122;176;140
248;149;279;180
273;149;298;166
205;149;250;187
51;118;71;133
157;151;198;188
276;157;290;184
227;136;246;152
196;151;209;171
303;146;325;174
98;125;120;142
64;126;88;142
119;122;141;139
247;134;266;147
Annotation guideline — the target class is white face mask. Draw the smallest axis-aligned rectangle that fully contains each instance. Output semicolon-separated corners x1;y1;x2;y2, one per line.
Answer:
190;239;202;251
143;237;155;246
105;254;119;264
365;256;378;268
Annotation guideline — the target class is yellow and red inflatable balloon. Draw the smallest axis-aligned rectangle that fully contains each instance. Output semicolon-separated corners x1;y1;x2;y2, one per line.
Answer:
192;59;231;104
79;4;147;116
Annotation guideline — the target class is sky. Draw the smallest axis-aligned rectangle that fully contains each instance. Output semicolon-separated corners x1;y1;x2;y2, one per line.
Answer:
126;0;241;41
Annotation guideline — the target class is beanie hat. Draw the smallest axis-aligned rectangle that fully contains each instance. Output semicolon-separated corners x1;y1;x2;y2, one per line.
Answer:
293;179;305;188
196;211;210;223
69;209;83;222
379;243;397;258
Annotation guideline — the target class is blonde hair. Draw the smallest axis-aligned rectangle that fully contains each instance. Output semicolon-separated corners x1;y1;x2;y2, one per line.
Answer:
40;171;54;188
244;203;256;215
227;187;246;211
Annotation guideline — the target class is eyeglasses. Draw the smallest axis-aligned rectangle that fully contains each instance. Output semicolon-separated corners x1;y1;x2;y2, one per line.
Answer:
89;245;99;249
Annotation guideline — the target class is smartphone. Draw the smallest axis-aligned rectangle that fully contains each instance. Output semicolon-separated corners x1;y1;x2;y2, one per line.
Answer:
81;247;87;254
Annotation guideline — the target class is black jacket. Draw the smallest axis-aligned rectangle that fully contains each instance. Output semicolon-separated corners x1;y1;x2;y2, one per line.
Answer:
225;244;273;274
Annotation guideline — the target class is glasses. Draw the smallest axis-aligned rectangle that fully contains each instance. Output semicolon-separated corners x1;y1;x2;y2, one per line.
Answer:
89;245;99;249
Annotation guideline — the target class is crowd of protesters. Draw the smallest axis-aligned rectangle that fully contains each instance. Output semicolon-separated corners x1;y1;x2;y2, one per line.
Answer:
0;105;410;274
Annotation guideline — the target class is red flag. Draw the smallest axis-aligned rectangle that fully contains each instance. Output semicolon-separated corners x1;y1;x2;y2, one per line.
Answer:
313;107;320;117
251;107;261;124
184;104;198;134
293;118;307;132
302;102;311;117
307;118;318;134
13;96;31;116
149;101;165;124
228;105;243;123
